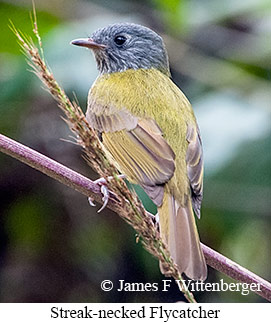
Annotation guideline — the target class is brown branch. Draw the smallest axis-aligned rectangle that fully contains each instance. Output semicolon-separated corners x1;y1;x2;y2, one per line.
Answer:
1;133;271;302
202;244;271;301
6;11;271;302
0;134;116;210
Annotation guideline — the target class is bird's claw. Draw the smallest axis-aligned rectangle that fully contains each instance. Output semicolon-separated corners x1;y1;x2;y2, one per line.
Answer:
88;175;126;212
88;197;96;207
98;184;110;213
88;177;109;213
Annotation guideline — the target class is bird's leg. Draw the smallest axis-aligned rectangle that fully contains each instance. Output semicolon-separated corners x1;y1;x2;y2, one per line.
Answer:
88;174;126;212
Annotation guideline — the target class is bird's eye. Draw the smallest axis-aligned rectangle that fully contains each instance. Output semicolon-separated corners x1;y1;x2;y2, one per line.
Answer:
114;35;127;46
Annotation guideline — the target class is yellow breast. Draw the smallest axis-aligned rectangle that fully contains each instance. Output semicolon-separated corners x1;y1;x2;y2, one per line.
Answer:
88;68;198;202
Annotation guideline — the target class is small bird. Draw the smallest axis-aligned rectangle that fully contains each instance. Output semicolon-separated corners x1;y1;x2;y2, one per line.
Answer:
71;23;207;281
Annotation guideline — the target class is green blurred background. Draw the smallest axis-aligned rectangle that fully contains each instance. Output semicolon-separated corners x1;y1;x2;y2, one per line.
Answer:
0;0;270;302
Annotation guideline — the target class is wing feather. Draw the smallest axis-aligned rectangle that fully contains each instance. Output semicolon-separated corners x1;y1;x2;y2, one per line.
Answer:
86;101;175;206
86;99;138;132
186;124;204;218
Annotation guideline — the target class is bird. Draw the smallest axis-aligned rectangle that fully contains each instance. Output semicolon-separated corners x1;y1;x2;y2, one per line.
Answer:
71;23;207;281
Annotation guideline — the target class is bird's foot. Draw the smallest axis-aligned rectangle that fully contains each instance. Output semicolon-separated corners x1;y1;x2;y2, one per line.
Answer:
88;174;126;213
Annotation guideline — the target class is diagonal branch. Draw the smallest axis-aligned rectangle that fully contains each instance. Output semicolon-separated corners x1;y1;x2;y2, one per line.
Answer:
202;244;271;301
5;9;271;302
0;134;119;211
0;133;271;301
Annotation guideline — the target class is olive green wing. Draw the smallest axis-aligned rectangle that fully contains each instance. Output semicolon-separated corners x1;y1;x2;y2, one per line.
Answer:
86;102;175;206
186;124;204;218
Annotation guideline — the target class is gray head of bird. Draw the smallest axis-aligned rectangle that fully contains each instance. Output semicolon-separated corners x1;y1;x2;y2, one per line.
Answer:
71;23;170;76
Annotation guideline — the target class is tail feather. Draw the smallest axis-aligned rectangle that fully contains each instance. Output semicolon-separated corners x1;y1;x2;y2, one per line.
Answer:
158;192;207;281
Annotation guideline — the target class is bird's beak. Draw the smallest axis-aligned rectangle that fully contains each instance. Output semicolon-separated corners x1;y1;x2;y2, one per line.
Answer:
70;38;106;50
